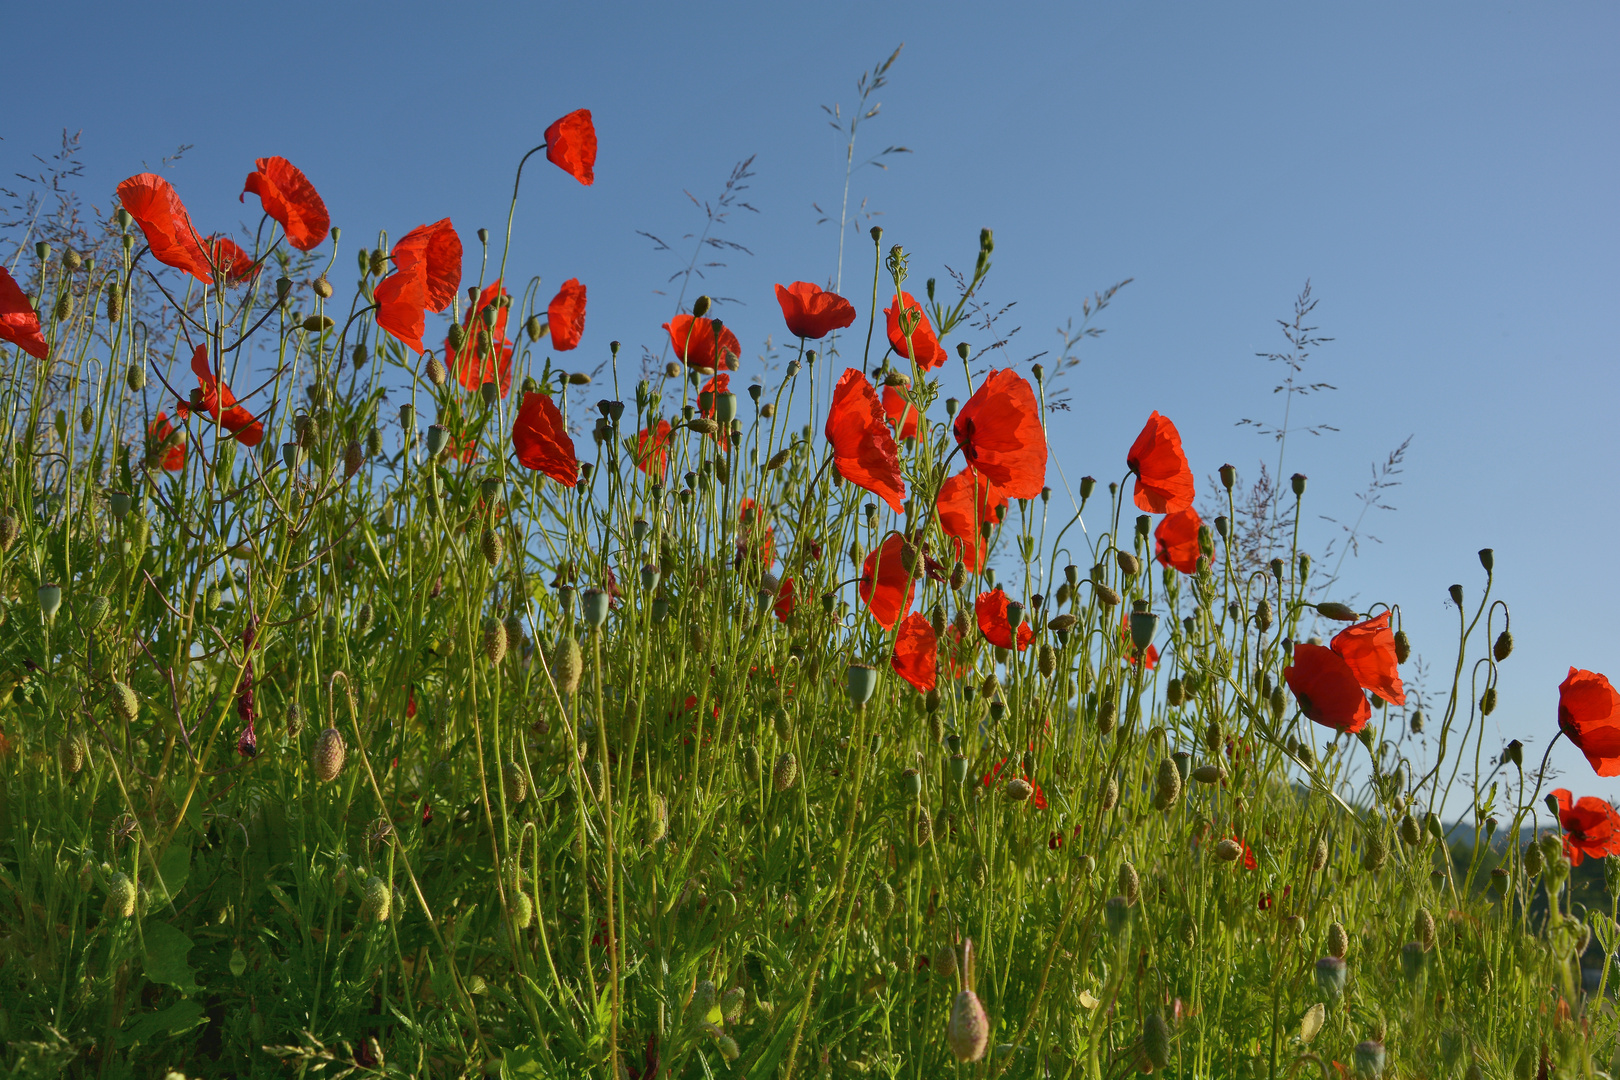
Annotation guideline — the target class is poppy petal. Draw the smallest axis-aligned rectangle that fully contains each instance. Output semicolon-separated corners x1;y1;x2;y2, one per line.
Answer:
117;173;212;282
775;281;856;340
1558;668;1620;777
545;109;597;186
952;369;1046;499
891;612;938;693
512;391;578;487
240;156;330;251
1154;508;1203;574
1285;643;1372;734
1127;411;1196;514
825;368;906;513
664;314;741;374
0;266;48;360
883;291;949;370
1329;612;1406;707
548;278;587;351
936;468;1006;572
858;531;915;629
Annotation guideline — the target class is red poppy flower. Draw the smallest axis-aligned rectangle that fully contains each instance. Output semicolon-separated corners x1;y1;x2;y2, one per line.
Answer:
188;345;264;446
1126;411;1196;514
117;173;213;282
545;109;597;186
1551;789;1620;866
450;279;514;397
737;499;774;567
699;371;731;414
882;384;922;440
445;432;478;464
548;278;587;351
976;588;1035;652
1032;785;1048;810
1154;507;1203;574
891;612;938;693
1558;668;1620;777
203;236;258;284
1119;615;1159;670
240;156;329;251
375;218;462;353
775;281;856;340
883;291;949;370
1228;837;1258;871
1330;612;1406;707
825;368;906;513
664;314;741;373
936;468;1006;572
635;419;673;480
148;412;185;471
405;686;418;720
1285;643;1372;734
0;266;47;360
511;390;578;487
953;369;1047;500
858;531;916;629
774;576;796;623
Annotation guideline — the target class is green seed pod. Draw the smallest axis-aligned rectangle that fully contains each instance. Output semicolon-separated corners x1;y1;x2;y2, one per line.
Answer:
110;681;140;723
512;891;534;929
312;727;346;782
483;617;507;664
1118;862;1140;906
1414;908;1435;951
900;767;922;800
772;752;798;792
106;872;137;919
503;761;527;804
360;876;391;922
1143;1013;1171;1069
550;635;582;694
58;732;86;774
948;754;968;785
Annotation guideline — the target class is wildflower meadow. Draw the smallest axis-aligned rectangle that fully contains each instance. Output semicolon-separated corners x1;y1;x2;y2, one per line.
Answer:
0;100;1618;1080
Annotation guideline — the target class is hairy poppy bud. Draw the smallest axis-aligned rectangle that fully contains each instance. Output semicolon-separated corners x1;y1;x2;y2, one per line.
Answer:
1038;644;1057;678
1094;583;1121;607
500;760;527;805
424;354;448;386
1360;832;1388;872
772;752;798;792
1480;686;1497;716
1214;838;1243;863
302;314;333;333
692;295;711;318
361;876;391;922
525;315;547;341
1399;814;1421;847
550;635;583;694
110;680;139;723
1143;1013;1170;1069
58;732;86;774
1393;629;1411;664
482;617;507;664
1118;861;1140;905
0;511;18;553
1326;921;1349;958
1166;678;1184;707
107;872;137;919
1116;551;1140;576
1413;908;1435;950
1315;602;1357;621
1192;764;1224;785
947;986;989;1062
480;527;504;568
312;727;346;781
1004;777;1033;802
353;602;374;635
1101;775;1119;813
742;744;761;783
1154;759;1182;810
343;440;364;478
1493;630;1512;662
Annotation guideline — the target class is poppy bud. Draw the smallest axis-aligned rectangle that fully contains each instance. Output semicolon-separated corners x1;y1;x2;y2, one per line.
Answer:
1298;553;1311;582
342;440;364;479
947;986;989;1062
1448;583;1464;607
1100;775;1120;813
503;612;524;656
523;314;547;342
1399;814;1421;847
370;249;388;276
312;727;346;781
310;276;333;300
107;678;139;722
482;618;507;664
1311;836;1329;871
1192;764;1224;785
1097;697;1118;737
480;527;504;568
1038;644;1057;678
772;752;798;792
1360;832;1388;872
1154;759;1182;810
550;635;583;694
106;872;137;919
1115;551;1140;577
105;280;124;322
1325;921;1349;959
1214;838;1243;863
366;427;383;457
361;876;391;922
302;314;333;334
1480;687;1497;716
1316;601;1356;621
1134;514;1151;539
1493;630;1512;661
1142;1013;1170;1069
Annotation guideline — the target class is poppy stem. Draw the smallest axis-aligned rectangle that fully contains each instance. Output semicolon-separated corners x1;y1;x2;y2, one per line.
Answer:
493;143;548;297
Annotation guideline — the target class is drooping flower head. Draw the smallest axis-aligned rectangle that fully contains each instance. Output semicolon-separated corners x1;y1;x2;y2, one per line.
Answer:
976;588;1034;652
240;157;330;250
375;219;462;354
1330;612;1406;707
891;612;938;693
775;281;856;340
858;531;915;629
884;291;949;370
188;345;264;446
1285;643;1372;734
936;468;1006;572
451;279;514;397
511;391;578;487
953;369;1046;500
0;266;48;360
1551;789;1620;866
1154;507;1203;574
1558;668;1620;777
548;279;587;351
664;314;740;373
545;109;597;186
825;368;906;513
1127;411;1195;514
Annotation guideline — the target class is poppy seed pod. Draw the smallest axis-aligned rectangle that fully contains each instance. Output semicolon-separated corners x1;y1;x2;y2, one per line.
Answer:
38;583;63;621
1399;939;1427;978
1314;956;1347;999
1353;1040;1386;1079
772;752;798;792
846;663;878;706
361;876;391;922
1129;611;1158;652
312;727;346;781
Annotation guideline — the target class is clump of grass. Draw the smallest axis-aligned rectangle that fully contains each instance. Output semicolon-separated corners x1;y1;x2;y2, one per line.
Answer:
0;116;1614;1080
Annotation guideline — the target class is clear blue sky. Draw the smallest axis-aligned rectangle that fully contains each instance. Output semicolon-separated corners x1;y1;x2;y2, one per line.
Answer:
6;1;1617;807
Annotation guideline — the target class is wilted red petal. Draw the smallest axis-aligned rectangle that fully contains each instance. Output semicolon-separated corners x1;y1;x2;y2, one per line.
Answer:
891;612;938;693
883;291;949;370
450;280;514;397
1330;612;1406;707
882;384;921;440
1558;668;1620;777
953;369;1046;499
858;531;915;629
1285;643;1371;734
1127;411;1196;514
0;266;48;360
548;278;587;351
117;173;212;282
976;588;1035;652
825;368;905;513
188;345;263;446
1552;788;1620;866
635;420;673;480
775;281;856;340
1154;508;1203;574
936;468;1006;572
240;156;330;251
148;412;186;471
545;109;597;186
512;391;578;487
664;314;741;373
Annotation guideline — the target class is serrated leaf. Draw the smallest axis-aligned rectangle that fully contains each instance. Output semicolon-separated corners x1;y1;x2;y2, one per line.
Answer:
117;998;206;1048
142;920;199;994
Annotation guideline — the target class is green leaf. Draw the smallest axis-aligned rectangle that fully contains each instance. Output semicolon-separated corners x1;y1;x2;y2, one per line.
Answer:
117;999;206;1048
502;1044;549;1077
150;842;189;906
143;921;199;994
